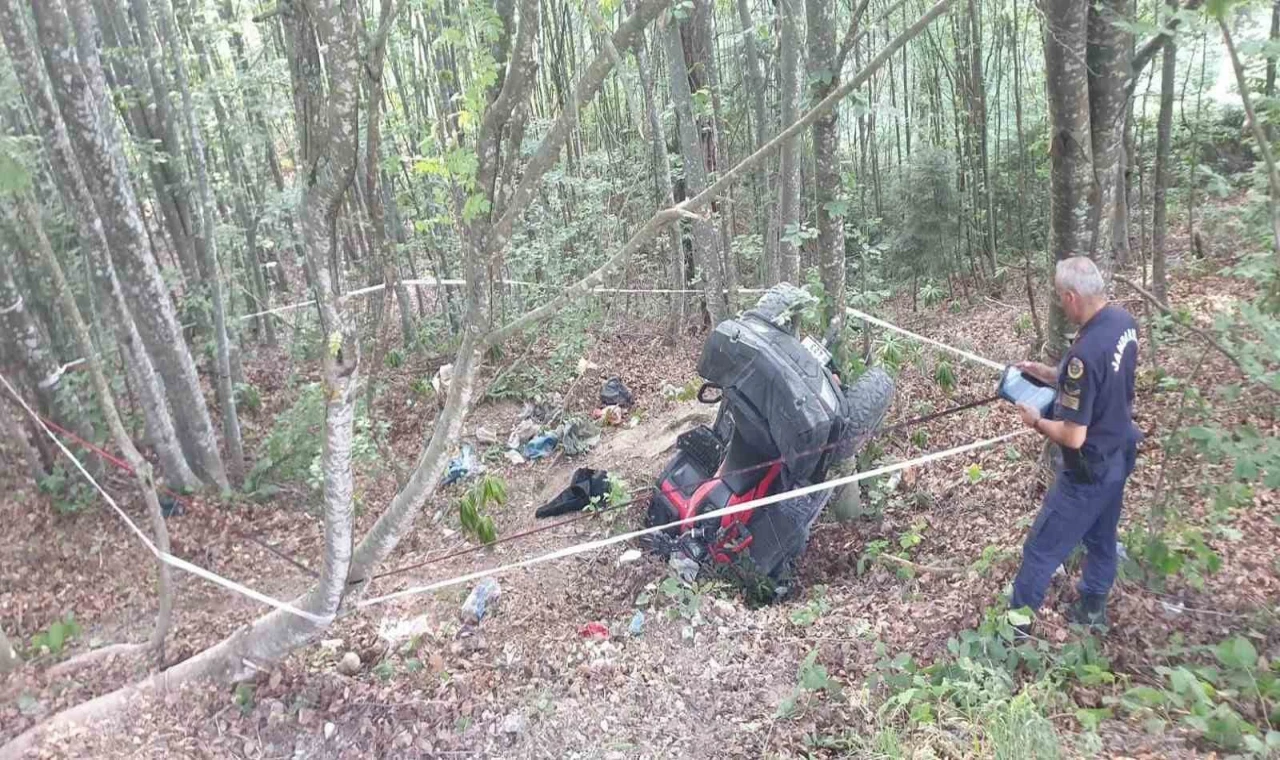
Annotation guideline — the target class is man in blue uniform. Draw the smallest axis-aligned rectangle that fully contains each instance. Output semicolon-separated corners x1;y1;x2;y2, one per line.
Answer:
1011;256;1141;629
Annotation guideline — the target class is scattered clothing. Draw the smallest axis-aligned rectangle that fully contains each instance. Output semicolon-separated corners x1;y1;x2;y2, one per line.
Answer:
536;468;610;518
442;444;481;486
507;419;540;450
600;377;634;407
522;433;558;461
557;418;601;456
579;621;609;639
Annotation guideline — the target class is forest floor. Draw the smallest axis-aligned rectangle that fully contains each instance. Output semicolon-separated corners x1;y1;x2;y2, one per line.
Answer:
2;242;1278;758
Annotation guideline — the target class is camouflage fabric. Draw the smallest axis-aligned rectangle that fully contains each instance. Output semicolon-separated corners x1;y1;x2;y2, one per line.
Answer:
748;282;818;334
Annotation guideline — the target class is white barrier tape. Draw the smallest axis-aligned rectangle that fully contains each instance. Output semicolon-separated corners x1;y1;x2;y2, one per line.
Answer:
234;281;773;323
37;365;69;390
356;427;1032;609
847;307;1006;372
0;372;332;624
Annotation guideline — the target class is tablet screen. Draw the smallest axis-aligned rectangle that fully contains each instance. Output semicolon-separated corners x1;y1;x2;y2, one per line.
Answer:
998;366;1056;417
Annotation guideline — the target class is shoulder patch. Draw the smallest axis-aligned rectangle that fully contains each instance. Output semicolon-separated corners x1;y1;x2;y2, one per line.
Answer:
1067;356;1085;380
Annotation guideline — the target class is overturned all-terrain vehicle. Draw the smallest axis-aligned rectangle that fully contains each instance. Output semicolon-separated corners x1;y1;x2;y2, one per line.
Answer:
645;285;894;599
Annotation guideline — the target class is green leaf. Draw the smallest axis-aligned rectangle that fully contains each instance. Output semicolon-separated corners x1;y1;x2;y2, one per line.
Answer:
1214;636;1258;671
1205;0;1233;20
799;662;830;691
1006;608;1032;627
823;198;850;218
1169;667;1209;704
1124;686;1168;707
462;193;492;223
1076;706;1113;731
46;622;66;654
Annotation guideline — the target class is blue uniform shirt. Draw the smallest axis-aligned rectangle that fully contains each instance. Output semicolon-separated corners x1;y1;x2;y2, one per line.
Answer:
1053;305;1141;481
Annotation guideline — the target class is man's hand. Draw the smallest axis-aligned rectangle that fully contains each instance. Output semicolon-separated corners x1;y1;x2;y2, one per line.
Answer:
1016;402;1042;429
1015;360;1056;385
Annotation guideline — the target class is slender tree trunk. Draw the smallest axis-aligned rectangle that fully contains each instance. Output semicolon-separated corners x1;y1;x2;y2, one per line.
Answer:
0;389;46;482
807;0;846;364
1113;110;1133;267
0;249;98;460
968;0;996;273
777;0;803;284
665;13;727;324
1042;0;1093;356
632;0;685;338
31;0;229;489
192;30;276;345
103;0;202;285
736;0;774;285
1012;1;1045;348
1085;0;1131;265
1221;18;1280;263
693;0;737;312
14;194;174;663
1153;3;1176;304
1268;0;1280;102
0;0;199;490
155;0;244;485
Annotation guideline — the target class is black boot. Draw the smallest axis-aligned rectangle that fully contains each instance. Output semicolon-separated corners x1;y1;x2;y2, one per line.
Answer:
1068;592;1109;628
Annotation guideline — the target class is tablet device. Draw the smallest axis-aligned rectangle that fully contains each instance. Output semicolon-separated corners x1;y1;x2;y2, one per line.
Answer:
997;365;1056;417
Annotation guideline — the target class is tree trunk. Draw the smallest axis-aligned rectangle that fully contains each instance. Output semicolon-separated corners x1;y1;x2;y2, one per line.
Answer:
1113;109;1133;267
1152;8;1175;304
0;249;98;464
363;0;414;366
30;0;229;489
968;0;997;273
777;0;804;284
1012;0;1045;348
154;0;244;486
1221;17;1280;263
735;0;774;285
1268;0;1279;102
0;0;200;490
693;0;738;312
1085;0;1130;264
14;193;174;664
192;29;276;345
1042;0;1093;356
807;0;846;364
0;387;46;482
100;0;202;285
665;13;728;324
632;0;685;339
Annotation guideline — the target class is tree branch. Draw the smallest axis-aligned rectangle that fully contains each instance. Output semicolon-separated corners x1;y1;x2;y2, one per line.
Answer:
1220;15;1280;260
1126;0;1204;100
490;0;670;251
485;0;953;348
835;0;873;71
1113;275;1280;398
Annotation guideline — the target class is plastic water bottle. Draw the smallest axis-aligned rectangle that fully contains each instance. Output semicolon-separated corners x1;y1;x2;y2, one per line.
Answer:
460;578;501;626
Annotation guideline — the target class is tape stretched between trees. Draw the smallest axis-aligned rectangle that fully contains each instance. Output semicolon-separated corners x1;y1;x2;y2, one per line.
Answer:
0;372;332;624
356;428;1033;609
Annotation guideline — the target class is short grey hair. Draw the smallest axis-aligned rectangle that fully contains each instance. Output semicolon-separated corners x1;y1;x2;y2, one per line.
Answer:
1054;256;1105;297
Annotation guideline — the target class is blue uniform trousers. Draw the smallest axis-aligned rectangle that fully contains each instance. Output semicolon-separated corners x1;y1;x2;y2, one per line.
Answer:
1010;450;1134;613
